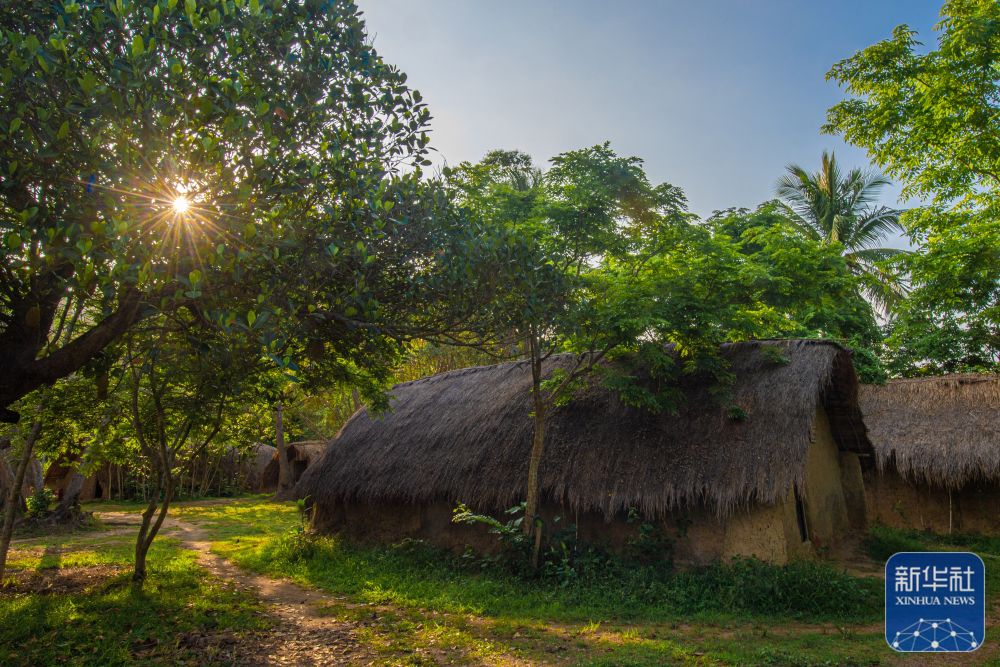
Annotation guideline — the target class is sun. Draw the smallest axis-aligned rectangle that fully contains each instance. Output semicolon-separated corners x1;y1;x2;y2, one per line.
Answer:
172;195;190;214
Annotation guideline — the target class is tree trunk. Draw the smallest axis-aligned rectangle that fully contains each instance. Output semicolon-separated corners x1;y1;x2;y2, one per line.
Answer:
0;452;24;515
133;470;173;585
0;419;43;582
523;406;547;535
524;405;547;569
53;471;85;517
0;288;144;424
27;457;44;494
53;442;97;521
275;403;291;492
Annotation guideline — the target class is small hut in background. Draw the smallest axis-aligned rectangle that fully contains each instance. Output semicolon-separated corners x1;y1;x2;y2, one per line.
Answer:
44;451;109;502
242;443;278;492
295;340;872;565
262;441;326;494
860;374;1000;535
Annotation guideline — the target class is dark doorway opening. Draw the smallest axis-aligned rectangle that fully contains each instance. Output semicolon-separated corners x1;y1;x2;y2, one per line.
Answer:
794;486;809;543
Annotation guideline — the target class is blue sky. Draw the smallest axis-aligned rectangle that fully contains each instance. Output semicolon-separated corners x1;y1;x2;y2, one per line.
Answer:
358;0;941;226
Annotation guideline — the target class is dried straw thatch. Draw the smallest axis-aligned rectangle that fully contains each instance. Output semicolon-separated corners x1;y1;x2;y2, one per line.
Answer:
860;374;1000;489
296;340;870;519
265;440;328;495
286;441;326;463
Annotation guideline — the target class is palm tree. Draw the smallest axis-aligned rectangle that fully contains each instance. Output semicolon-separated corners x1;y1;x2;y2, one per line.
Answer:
776;151;908;310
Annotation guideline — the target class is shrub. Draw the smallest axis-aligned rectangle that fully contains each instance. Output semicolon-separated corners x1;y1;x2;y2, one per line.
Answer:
25;488;55;517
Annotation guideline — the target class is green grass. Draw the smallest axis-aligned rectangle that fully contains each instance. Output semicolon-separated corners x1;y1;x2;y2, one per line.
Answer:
171;499;900;665
865;523;1000;597
180;499;881;624
10;498;1000;666
243;532;882;624
1;517;267;666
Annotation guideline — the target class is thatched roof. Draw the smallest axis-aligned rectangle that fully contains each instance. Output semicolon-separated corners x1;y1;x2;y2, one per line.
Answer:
295;340;870;519
860;374;1000;488
286;441;326;463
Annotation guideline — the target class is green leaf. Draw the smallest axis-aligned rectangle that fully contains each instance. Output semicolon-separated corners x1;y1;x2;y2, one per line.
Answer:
5;232;22;252
249;0;260;15
78;72;98;95
131;34;145;58
247;310;256;327
57;120;69;140
188;269;202;285
8;118;21;133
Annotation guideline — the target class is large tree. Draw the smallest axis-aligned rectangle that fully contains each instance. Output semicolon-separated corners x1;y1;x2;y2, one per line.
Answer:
825;0;1000;373
775;151;906;309
446;146;688;563
0;0;459;422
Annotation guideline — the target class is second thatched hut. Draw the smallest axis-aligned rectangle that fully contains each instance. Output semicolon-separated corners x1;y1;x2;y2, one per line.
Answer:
859;374;1000;535
295;340;873;565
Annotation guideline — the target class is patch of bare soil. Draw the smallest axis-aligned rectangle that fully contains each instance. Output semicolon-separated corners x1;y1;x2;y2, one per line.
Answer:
163;518;376;666
0;563;125;596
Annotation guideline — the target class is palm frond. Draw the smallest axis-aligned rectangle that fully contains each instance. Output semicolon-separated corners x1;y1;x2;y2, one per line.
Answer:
847;206;903;249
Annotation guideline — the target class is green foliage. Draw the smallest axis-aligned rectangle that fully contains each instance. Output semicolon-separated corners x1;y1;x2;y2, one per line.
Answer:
825;0;1000;208
726;405;748;422
759;345;790;366
826;0;1000;374
866;523;1000;561
0;0;466;419
884;208;1000;375
24;487;54;517
775;151;907;309
452;502;530;562
625;508;675;566
705;203;887;382
454;503;671;586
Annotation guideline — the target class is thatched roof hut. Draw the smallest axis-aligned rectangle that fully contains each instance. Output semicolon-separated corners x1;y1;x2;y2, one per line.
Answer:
44;450;107;502
860;374;1000;488
264;440;327;495
297;340;872;564
220;443;278;493
859;374;1000;534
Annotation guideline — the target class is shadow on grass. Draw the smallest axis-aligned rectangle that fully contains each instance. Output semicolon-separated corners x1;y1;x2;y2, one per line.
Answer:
0;549;266;667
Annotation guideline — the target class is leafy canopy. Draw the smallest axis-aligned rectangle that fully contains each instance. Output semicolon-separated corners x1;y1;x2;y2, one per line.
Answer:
0;0;466;420
825;0;1000;373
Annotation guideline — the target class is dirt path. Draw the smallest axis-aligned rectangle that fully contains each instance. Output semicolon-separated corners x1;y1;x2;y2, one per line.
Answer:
174;521;377;666
97;510;376;666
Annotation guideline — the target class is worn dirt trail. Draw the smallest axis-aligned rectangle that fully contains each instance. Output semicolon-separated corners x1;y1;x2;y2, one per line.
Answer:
99;510;376;666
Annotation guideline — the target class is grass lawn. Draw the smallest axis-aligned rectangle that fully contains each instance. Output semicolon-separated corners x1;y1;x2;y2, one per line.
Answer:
173;498;939;666
0;514;267;666
6;497;999;666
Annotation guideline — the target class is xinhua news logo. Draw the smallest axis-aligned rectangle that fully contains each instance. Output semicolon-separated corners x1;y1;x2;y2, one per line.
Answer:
886;552;985;652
